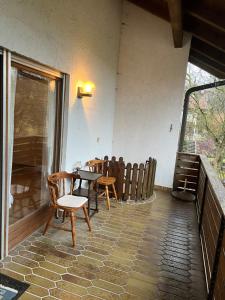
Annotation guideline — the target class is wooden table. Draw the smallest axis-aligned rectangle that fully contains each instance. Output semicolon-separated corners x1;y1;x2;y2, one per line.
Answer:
72;170;102;217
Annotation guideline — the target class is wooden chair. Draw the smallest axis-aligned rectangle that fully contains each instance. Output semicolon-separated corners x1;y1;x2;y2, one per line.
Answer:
87;160;117;209
43;171;91;247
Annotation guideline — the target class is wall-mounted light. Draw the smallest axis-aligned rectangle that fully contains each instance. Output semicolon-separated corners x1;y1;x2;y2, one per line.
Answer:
77;81;95;98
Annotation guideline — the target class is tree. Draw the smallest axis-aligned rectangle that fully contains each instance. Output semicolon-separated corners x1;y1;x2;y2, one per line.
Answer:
185;64;225;173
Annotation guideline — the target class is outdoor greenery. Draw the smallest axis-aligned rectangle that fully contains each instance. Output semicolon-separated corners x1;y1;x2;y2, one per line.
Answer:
185;63;225;183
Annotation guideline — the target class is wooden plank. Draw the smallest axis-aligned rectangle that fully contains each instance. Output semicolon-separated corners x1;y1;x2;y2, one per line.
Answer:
167;0;183;48
186;4;225;33
175;166;199;176
201;226;211;285
124;163;131;201
146;158;153;199
196;166;207;212
113;161;122;197
174;173;198;182
177;152;200;161
190;55;225;79
177;159;200;169
119;157;124;163
117;162;125;201
213;234;225;299
137;163;144;200
186;13;225;54
108;160;113;177
192;38;225;67
142;162;149;200
9;205;50;250
190;51;225;79
177;180;197;190
103;156;108;176
150;159;157;196
131;163;138;200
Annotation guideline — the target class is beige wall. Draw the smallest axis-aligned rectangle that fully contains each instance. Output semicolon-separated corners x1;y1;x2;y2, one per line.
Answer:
113;1;191;187
0;0;122;170
0;0;191;187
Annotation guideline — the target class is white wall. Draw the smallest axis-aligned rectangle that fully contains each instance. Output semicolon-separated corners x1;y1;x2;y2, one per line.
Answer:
0;0;190;187
113;1;191;187
0;0;122;170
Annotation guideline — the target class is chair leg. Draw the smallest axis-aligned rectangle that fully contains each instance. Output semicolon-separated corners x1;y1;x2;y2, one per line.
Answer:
105;186;110;210
70;211;76;247
83;206;91;231
43;207;55;235
112;183;118;202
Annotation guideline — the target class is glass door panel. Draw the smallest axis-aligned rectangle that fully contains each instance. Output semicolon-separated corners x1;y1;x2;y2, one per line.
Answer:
9;66;58;225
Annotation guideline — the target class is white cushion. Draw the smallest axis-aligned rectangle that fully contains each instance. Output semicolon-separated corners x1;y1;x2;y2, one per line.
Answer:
57;195;87;208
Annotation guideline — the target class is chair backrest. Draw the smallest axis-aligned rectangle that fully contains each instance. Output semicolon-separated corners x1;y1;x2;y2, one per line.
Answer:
47;171;79;206
87;160;106;174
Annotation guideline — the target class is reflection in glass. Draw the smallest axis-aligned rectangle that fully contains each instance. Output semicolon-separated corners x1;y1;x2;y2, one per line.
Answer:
9;67;57;225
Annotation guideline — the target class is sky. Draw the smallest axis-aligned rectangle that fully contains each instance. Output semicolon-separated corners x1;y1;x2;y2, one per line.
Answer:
186;63;219;88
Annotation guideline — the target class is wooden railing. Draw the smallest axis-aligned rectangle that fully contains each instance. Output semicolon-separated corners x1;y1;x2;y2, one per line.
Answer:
173;152;225;299
103;156;157;201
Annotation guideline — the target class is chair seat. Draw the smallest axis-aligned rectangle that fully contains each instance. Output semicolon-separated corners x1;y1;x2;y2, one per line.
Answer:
97;176;116;185
57;195;87;208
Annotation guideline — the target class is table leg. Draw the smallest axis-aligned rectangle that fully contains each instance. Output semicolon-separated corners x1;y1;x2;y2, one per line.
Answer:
96;181;99;212
79;179;82;189
88;181;91;216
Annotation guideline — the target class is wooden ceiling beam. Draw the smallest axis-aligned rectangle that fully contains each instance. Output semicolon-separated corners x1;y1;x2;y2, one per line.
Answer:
191;48;225;70
167;0;183;48
185;15;225;53
191;38;225;66
191;39;225;68
189;55;225;79
185;5;225;33
128;0;169;21
190;49;225;74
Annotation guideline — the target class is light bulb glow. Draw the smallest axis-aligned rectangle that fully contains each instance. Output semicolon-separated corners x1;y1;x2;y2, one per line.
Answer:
77;81;95;98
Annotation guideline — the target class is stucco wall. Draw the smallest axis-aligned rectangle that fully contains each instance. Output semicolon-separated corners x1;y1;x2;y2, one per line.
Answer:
0;0;122;170
113;1;191;187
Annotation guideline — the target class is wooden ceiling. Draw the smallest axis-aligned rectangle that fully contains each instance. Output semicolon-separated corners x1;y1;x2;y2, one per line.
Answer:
128;0;225;78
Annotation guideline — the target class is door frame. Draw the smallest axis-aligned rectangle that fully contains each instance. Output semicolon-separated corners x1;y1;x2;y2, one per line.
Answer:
0;49;69;257
0;50;4;259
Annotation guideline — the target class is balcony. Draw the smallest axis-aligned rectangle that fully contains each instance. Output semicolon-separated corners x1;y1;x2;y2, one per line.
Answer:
1;187;207;300
1;0;225;299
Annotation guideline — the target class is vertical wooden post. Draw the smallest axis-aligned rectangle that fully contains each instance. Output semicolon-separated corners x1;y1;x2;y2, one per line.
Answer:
147;158;153;198
137;163;144;200
117;162;125;201
104;155;109;176
198;176;208;231
142;162;149;200
131;163;138;200
150;159;157;196
124;163;131;201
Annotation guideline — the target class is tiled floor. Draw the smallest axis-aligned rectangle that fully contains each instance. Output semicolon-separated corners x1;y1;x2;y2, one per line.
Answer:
0;191;207;299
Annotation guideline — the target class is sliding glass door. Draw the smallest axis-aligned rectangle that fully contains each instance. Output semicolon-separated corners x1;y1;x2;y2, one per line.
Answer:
0;52;3;259
0;50;66;256
8;62;63;248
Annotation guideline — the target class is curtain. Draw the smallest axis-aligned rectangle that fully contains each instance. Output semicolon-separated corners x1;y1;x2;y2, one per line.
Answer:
8;67;17;207
40;79;56;202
